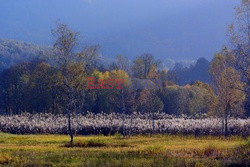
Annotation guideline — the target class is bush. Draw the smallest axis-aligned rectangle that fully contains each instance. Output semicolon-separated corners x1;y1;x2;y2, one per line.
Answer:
65;139;107;148
143;144;165;155
203;146;222;158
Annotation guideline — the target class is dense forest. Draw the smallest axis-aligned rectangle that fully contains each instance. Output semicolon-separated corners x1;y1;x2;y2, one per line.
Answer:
0;38;214;115
0;37;248;117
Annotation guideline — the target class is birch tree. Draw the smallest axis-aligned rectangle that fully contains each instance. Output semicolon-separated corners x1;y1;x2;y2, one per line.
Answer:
52;22;85;145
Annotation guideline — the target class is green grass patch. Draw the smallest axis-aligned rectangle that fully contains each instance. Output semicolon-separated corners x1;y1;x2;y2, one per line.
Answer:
0;133;249;166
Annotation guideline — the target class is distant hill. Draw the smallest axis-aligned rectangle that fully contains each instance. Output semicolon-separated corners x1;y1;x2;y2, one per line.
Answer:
169;57;211;85
0;39;47;71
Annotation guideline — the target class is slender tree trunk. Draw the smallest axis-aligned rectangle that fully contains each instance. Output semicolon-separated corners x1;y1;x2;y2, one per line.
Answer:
122;89;126;137
152;112;155;136
225;116;228;136
224;104;230;136
65;76;73;145
221;117;225;135
68;108;73;145
129;112;133;137
52;98;55;114
129;91;136;137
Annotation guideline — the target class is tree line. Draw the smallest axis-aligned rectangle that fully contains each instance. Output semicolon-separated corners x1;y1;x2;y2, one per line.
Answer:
0;0;249;141
0;44;221;116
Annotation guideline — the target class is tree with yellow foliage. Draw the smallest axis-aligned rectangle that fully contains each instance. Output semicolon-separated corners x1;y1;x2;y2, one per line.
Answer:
210;48;245;136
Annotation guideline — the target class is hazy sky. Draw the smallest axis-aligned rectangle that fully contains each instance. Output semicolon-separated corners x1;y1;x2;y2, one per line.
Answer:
0;0;241;62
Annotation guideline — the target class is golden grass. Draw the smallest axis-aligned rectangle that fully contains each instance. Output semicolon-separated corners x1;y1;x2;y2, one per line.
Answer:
0;133;249;167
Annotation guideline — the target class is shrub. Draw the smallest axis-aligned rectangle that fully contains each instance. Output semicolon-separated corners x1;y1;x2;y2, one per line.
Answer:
65;139;107;148
143;144;165;155
203;146;222;158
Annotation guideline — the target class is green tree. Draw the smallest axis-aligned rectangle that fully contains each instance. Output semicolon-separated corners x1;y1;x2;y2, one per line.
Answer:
138;66;163;135
192;81;217;116
132;54;160;79
28;62;64;114
0;61;40;114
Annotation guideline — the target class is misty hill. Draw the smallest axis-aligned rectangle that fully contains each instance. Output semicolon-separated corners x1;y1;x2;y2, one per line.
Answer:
169;57;211;85
0;39;46;71
0;38;212;85
0;0;240;61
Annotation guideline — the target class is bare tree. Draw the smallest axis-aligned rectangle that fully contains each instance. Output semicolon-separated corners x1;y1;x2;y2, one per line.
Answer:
110;55;130;74
79;45;101;74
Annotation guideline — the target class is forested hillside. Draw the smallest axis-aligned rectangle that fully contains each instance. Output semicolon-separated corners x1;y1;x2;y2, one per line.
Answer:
0;39;47;72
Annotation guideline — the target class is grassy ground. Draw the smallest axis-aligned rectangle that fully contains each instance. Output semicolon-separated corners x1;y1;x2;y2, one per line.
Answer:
0;133;249;167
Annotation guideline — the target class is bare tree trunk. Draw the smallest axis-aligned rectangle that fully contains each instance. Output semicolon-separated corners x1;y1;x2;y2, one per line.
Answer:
152;112;155;136
224;105;229;136
68;114;73;145
225;116;228;136
122;89;126;137
68;107;73;145
221;117;225;135
65;76;74;145
129;112;133;137
129;91;136;137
